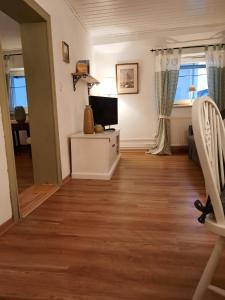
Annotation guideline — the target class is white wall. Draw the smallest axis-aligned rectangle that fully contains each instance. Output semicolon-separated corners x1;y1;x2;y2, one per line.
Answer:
92;40;195;148
0;0;91;179
0;11;21;50
0;0;91;225
35;0;90;179
171;107;192;146
92;40;158;148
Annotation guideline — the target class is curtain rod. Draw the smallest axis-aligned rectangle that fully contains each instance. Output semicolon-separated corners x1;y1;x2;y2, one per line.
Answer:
4;53;22;58
150;43;225;52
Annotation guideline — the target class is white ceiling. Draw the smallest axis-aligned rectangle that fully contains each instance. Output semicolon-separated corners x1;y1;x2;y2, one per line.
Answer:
0;11;21;50
67;0;225;44
0;1;225;49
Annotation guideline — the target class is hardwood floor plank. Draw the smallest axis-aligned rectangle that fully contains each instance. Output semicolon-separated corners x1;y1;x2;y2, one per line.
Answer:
15;150;34;194
0;152;223;299
19;184;59;217
0;218;14;236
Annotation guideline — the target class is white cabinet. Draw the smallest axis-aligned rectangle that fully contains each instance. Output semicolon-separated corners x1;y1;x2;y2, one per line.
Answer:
70;130;120;180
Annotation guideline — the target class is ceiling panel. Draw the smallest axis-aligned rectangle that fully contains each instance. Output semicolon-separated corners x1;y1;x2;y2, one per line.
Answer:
67;0;225;42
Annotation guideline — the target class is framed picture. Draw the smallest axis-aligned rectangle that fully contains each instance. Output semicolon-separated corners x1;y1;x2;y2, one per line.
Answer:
116;63;138;94
62;41;70;63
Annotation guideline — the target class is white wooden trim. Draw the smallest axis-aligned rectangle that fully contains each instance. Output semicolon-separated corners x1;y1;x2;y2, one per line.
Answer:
120;138;155;149
192;237;224;300
192;97;225;300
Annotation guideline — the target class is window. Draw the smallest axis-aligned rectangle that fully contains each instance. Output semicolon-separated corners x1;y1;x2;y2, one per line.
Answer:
9;75;28;112
174;62;208;106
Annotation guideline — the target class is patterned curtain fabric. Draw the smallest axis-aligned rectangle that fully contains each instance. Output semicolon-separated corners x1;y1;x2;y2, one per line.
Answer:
205;45;225;111
8;76;16;112
148;49;181;155
4;54;24;112
4;56;14;112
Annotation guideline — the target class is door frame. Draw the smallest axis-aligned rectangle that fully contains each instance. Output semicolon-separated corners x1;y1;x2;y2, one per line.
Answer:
0;0;62;221
0;43;20;220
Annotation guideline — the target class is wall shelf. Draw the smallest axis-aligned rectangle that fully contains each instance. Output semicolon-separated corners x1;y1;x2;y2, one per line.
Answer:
72;72;100;94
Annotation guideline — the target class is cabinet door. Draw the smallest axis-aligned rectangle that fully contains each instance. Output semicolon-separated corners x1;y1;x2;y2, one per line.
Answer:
71;138;109;173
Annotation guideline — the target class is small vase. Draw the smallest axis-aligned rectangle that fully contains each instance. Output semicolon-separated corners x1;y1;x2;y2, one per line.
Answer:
94;124;104;133
14;106;26;123
83;105;94;134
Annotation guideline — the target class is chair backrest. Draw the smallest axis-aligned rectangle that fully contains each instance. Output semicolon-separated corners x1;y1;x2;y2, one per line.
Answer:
192;97;225;225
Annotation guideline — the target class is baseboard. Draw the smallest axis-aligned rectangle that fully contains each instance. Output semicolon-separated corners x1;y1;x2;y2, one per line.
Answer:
120;138;188;153
62;174;71;185
120;138;155;149
0;218;14;236
120;148;147;153
72;155;121;180
171;145;188;153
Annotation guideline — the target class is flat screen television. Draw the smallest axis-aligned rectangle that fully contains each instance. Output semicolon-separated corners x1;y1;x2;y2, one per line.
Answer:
89;95;118;129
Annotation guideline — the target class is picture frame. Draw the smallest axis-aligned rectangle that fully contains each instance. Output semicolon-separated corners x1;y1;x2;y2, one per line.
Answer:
62;41;70;63
116;63;139;94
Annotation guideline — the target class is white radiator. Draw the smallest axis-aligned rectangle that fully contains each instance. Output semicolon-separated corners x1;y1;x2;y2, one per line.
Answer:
170;117;192;146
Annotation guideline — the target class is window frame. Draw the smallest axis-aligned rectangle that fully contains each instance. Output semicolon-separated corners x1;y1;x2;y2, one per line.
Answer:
7;68;28;113
173;59;208;107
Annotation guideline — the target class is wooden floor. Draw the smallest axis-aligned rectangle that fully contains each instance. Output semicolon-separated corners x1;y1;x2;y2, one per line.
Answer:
15;149;34;194
15;150;59;217
19;184;59;217
0;152;224;300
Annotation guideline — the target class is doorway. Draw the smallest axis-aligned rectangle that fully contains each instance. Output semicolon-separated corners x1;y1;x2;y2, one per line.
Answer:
1;26;34;194
0;0;62;220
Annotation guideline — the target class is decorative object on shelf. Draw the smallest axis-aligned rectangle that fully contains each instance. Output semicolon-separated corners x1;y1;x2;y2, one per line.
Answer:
94;124;104;133
72;60;99;93
14;106;26;123
72;73;99;94
83;105;94;134
76;60;90;74
189;85;196;102
62;41;70;63
116;63;138;94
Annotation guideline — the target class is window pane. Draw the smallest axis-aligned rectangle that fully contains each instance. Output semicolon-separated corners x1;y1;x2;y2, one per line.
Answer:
197;68;208;97
175;68;194;100
10;76;28;109
175;63;208;102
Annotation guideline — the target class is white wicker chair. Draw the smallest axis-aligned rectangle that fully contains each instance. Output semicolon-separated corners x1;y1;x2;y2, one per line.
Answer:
192;97;225;299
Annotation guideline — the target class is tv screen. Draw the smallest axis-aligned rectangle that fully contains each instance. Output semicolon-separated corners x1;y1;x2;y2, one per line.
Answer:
89;96;118;127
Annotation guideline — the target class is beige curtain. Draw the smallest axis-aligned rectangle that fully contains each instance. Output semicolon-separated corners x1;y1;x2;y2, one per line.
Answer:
205;45;225;111
148;49;181;155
